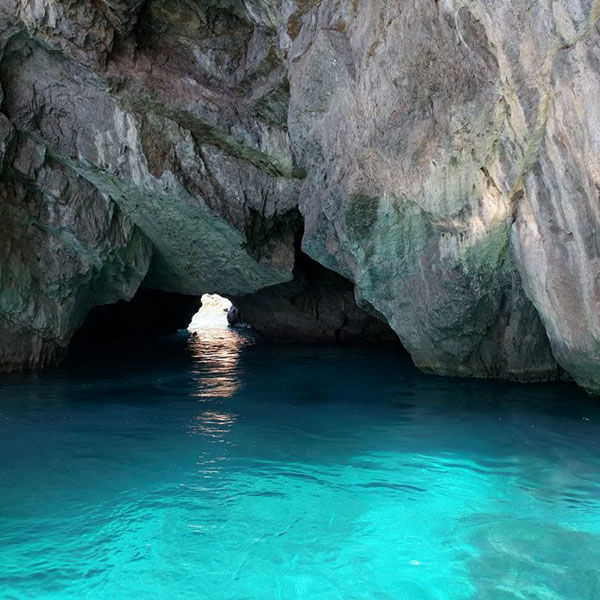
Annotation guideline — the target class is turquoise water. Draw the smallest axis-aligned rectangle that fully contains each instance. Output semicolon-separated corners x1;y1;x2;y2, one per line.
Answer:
1;322;600;600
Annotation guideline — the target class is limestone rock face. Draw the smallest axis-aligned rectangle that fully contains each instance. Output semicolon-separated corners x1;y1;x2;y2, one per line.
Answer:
230;253;399;343
286;0;570;382
0;127;152;370
0;0;301;370
0;0;599;391
512;29;600;393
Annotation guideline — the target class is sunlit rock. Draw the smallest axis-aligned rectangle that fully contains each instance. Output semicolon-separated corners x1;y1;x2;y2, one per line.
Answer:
0;0;599;391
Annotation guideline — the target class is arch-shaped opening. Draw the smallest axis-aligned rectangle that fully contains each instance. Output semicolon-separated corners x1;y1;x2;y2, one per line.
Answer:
68;253;408;363
227;252;405;348
187;294;232;331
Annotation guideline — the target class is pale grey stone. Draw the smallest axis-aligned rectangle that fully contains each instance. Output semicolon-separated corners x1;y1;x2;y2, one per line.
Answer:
0;0;598;392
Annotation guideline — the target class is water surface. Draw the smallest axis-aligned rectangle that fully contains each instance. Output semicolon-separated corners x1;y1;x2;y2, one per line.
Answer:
1;321;599;599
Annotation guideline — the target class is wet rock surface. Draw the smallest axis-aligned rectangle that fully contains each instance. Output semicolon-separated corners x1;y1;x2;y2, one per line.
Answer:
0;1;598;392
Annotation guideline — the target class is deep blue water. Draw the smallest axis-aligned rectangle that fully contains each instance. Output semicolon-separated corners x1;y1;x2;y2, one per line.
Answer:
1;320;599;599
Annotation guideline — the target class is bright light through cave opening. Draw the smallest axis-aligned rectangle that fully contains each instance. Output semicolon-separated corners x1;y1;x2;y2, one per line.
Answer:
187;294;232;331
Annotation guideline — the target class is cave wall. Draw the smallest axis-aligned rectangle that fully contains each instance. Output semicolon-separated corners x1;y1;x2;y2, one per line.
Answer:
229;252;399;344
0;0;599;392
0;0;300;369
0;118;152;371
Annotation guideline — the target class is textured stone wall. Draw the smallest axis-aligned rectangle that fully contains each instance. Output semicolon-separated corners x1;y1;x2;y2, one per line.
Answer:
0;0;599;392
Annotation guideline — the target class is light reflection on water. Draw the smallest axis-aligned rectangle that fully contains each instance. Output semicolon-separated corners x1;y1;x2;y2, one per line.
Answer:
188;411;238;439
187;318;249;399
0;324;599;599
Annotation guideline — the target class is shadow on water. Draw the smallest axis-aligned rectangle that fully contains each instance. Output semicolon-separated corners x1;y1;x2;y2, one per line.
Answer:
0;323;599;599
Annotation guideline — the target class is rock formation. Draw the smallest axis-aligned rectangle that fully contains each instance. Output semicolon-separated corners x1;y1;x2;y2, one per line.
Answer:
229;251;399;343
0;0;598;392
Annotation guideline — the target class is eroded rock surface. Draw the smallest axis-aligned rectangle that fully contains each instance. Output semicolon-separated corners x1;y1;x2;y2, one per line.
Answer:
0;0;598;391
0;122;151;370
229;252;399;343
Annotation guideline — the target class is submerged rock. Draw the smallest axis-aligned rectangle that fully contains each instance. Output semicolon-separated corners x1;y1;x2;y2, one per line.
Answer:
0;1;598;391
226;305;244;328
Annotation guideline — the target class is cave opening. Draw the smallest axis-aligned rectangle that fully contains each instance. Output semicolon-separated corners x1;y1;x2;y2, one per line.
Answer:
69;287;202;349
187;294;233;332
227;251;406;348
67;252;408;364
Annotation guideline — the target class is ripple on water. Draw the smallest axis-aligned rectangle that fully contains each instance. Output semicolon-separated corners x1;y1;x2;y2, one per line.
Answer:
466;516;600;600
0;327;599;599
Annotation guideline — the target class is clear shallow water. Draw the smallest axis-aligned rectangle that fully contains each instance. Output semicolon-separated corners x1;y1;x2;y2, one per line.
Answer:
1;322;600;600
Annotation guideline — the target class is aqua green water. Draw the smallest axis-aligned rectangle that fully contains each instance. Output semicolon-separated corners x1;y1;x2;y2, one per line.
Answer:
1;322;599;599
